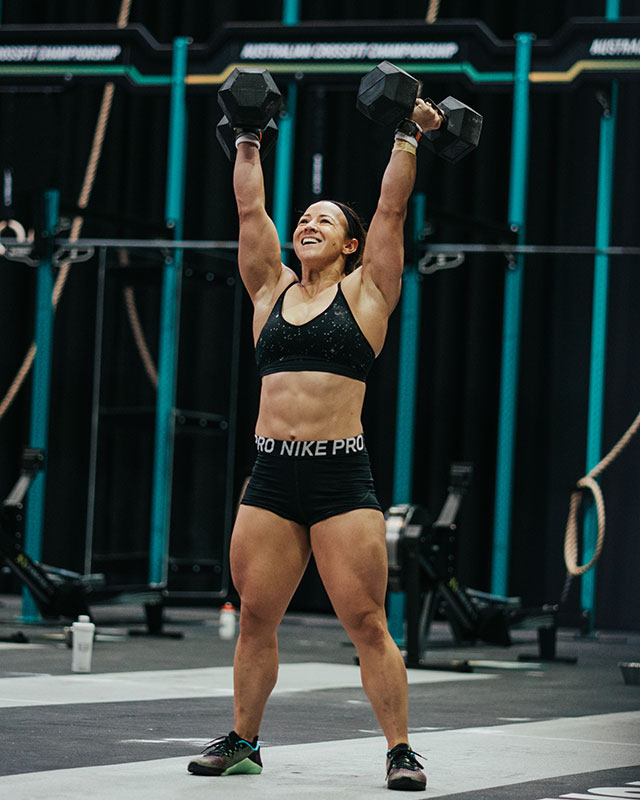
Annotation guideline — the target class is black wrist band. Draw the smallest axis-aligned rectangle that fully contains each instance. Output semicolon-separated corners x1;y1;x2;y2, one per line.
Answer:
394;119;422;139
233;127;262;140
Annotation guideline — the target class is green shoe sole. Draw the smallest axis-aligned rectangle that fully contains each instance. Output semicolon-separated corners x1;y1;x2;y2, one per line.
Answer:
222;757;263;776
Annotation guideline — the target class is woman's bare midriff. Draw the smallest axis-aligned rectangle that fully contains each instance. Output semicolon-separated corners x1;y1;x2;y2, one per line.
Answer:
255;371;366;441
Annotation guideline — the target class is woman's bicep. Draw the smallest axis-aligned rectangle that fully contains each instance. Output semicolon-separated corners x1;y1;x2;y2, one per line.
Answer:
360;207;405;311
233;143;284;300
237;207;284;301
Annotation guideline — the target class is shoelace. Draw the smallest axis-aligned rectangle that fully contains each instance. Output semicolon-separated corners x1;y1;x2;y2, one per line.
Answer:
201;736;241;756
201;735;258;756
387;747;425;773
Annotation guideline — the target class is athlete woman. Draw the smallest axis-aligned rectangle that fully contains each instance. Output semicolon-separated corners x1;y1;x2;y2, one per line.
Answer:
188;97;442;791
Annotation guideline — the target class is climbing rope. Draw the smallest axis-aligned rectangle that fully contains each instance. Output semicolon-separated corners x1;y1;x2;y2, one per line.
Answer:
123;285;159;389
123;285;159;388
564;406;640;576
120;248;159;389
0;0;133;422
426;0;441;24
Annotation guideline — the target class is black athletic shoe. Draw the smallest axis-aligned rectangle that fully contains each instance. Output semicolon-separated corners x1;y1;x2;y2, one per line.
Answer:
386;743;427;791
187;730;263;776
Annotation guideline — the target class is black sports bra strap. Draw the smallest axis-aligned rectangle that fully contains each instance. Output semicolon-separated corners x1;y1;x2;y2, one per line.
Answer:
276;280;297;306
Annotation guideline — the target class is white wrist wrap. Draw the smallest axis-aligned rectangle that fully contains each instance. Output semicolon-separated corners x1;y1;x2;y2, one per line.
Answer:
394;130;419;149
235;132;261;149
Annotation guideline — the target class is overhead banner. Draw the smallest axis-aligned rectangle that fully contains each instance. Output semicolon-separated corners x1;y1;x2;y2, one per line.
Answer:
191;20;513;87
0;18;638;91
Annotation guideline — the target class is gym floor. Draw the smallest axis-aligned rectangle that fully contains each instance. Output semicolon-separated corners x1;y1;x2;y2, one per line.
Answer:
1;593;639;800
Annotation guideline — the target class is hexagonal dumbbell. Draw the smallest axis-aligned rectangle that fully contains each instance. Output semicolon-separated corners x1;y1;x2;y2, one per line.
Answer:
356;60;421;127
216;67;282;161
218;66;282;128
420;96;483;164
356;60;482;164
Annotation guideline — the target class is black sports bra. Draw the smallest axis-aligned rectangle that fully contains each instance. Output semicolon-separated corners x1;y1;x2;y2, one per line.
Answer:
255;282;376;383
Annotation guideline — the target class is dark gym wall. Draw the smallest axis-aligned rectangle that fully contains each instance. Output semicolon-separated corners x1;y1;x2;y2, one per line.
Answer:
0;1;638;629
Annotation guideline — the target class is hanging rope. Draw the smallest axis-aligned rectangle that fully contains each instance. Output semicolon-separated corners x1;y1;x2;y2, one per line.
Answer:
0;0;133;422
120;248;159;389
123;285;159;389
426;0;441;24
564;406;640;576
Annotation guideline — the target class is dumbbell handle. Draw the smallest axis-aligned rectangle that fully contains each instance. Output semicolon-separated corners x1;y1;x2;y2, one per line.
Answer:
394;101;445;142
423;97;448;125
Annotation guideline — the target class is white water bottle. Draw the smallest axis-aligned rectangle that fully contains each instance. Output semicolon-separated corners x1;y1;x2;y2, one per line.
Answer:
71;614;95;673
219;602;237;640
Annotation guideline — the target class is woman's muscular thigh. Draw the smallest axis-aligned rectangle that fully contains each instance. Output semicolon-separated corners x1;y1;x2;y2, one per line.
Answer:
310;508;388;630
231;505;311;625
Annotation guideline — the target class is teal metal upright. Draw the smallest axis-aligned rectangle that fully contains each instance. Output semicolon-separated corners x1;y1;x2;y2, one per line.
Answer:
393;193;426;504
388;193;426;643
581;0;619;630
272;0;299;259
149;36;189;586
22;190;59;620
490;33;534;597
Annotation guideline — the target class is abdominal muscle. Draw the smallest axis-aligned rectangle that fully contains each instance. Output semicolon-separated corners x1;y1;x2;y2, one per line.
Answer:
255;371;366;441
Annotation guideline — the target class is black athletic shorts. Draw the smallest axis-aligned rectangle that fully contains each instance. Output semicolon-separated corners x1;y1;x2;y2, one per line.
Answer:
240;434;382;527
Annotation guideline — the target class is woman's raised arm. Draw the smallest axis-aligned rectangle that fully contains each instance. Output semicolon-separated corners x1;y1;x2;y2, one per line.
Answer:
233;141;285;305
360;99;442;313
